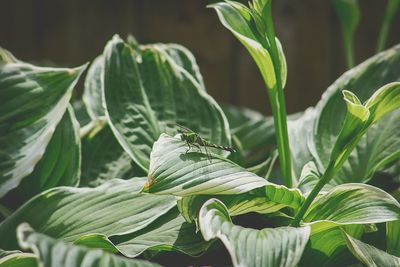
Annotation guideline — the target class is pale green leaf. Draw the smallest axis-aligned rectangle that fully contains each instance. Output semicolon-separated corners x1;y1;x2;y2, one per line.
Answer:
142;134;267;196
0;178;176;250
83;55;105;120
0;61;86;197
80;123;140;187
0;252;37;267
364;82;400;123
343;231;400;267
210;2;277;89
387;220;400;257
17;223;161;267
12;105;81;202
199;198;310;267
299;225;363;267
74;234;119;254
304;184;400;232
111;208;210;257
309;44;400;185
152;43;205;89
103;35;230;171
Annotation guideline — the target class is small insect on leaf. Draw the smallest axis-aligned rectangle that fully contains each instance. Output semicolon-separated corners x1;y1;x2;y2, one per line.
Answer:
177;124;235;162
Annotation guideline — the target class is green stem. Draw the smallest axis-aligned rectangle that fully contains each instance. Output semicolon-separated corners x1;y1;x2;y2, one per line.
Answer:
264;3;293;187
0;204;12;218
376;0;400;53
344;37;355;69
291;165;335;226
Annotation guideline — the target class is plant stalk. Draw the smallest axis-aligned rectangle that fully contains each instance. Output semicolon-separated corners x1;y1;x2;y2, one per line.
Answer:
376;0;400;53
344;38;355;69
264;3;293;188
291;165;335;227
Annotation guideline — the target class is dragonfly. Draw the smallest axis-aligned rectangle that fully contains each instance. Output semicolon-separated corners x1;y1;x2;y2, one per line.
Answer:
177;124;235;161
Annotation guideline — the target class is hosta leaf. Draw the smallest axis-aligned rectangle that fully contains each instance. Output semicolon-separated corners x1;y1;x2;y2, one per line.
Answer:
304;184;400;232
80;123;140;187
178;183;304;227
199;198;310;267
142;134;267;196
210;2;277;89
0;252;37;267
83;55;105;120
103;35;230;171
17;223;161;267
13;105;80;201
300;225;363;267
387;220;400;257
307;44;400;184
288;108;316;178
111;208;210;257
73;234;119;254
0;178;176;250
152;43;205;89
343;231;400;267
0;61;86;197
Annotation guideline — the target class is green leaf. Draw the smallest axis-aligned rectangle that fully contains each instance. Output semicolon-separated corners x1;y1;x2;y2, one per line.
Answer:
0;252;37;267
74;234;119;254
322;83;400;181
0;178;176;250
13;105;81;202
111;208;210;257
199;198;310;267
364;82;400;123
309;44;400;185
103;35;230;171
304;184;400;232
178;184;304;225
17;223;161;267
343;231;400;267
83;55;105;120
151;43;205;89
300;225;363;267
142;134;267;196
331;0;360;68
0;60;86;197
80;123;141;187
210;2;277;89
387;220;400;257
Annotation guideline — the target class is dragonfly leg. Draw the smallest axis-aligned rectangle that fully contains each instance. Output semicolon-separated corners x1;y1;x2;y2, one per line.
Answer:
185;142;191;154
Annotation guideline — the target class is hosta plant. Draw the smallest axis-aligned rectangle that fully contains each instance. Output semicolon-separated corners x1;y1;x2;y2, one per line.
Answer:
1;0;400;266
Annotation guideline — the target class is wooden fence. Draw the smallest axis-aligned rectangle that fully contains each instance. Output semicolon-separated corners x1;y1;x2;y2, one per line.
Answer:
1;0;399;114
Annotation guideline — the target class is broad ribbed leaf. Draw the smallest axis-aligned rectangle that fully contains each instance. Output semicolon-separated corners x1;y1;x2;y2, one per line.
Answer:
0;252;37;267
299;225;363;267
17;223;161;267
103;35;230;171
387;220;400;257
152;43;205;89
83;55;105;120
142;134;267;196
199;198;310;267
304;184;400;232
13;105;80;201
210;2;277;89
0;61;86;197
74;233;118;254
80;124;140;187
111;208;210;257
0;178;176;250
343;232;400;267
178;184;303;225
294;44;400;184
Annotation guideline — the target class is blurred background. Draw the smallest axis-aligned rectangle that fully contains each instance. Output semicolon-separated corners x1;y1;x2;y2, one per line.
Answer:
1;0;399;114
